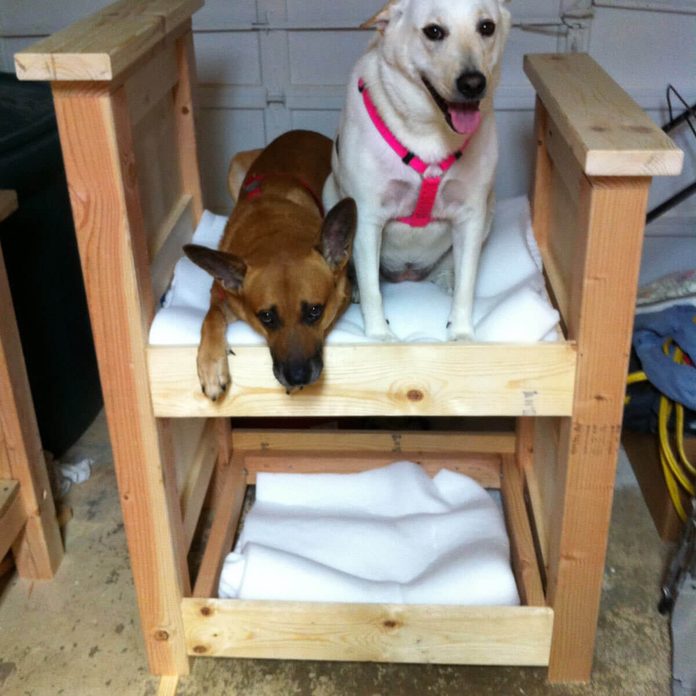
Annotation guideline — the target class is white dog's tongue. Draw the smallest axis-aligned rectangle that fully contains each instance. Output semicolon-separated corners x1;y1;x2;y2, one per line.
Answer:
449;104;481;134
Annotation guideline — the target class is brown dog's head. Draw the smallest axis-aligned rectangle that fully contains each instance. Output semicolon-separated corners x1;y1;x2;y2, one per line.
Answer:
184;198;356;391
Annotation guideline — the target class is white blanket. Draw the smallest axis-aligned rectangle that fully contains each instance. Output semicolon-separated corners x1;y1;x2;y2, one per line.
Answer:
149;196;559;345
218;461;520;606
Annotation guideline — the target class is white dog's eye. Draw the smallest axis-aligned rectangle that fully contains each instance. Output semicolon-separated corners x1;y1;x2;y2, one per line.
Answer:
478;19;496;37
422;24;447;41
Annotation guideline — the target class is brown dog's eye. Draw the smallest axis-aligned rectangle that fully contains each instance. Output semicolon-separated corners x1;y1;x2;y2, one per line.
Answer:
257;307;280;330
302;302;324;325
478;19;496;37
422;24;447;41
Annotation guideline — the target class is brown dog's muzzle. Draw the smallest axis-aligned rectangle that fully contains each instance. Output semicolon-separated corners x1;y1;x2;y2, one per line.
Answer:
271;343;324;390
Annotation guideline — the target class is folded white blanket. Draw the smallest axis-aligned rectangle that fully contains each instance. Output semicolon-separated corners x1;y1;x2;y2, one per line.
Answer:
149;196;559;345
218;461;520;606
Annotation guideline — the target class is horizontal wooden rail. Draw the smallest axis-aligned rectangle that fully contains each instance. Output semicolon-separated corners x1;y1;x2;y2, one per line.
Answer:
524;53;683;177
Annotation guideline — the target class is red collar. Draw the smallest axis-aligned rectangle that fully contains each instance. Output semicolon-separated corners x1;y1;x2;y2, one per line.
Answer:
241;172;324;217
358;78;472;228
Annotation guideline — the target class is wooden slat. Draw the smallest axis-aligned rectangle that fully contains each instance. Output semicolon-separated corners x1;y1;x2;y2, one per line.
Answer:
124;41;179;126
14;0;204;81
157;675;179;696
501;455;546;607
180;420;218;551
242;452;502;489
193;459;246;599
232;429;517;455
52;81;190;675
150;195;195;303
0;249;63;579
0;190;17;223
148;342;577;418
0;481;26;562
182;599;553;666
524;54;683;177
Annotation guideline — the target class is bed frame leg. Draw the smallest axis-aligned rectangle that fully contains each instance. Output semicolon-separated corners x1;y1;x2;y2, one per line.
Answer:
51;82;191;676
545;176;651;682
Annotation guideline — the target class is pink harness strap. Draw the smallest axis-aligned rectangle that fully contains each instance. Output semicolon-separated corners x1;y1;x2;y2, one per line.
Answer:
358;78;467;228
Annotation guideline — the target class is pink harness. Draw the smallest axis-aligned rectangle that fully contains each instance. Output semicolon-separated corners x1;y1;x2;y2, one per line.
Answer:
358;79;469;228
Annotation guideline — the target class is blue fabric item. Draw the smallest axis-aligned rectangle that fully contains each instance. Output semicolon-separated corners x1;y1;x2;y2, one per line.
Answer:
633;305;696;410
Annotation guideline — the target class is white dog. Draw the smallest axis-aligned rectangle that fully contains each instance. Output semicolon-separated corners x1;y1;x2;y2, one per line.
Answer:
323;0;511;341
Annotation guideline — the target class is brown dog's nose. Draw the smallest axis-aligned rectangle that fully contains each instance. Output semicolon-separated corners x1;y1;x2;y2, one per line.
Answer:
456;71;486;99
274;351;324;389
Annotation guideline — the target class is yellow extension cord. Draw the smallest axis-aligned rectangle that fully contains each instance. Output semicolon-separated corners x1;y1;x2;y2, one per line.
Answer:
626;341;695;522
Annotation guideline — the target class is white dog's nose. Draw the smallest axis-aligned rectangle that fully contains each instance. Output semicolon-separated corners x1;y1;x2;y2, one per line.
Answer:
456;71;486;99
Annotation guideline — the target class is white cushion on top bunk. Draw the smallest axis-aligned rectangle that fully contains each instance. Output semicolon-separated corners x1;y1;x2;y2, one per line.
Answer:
218;461;520;606
148;196;559;345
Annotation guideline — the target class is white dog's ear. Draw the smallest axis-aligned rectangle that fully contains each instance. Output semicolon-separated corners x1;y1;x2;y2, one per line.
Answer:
361;0;402;33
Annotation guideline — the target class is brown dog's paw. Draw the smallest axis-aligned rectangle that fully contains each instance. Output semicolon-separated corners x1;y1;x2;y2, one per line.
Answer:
197;352;231;402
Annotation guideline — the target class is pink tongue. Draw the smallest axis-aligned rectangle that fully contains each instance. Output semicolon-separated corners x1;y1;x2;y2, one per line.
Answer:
449;103;481;134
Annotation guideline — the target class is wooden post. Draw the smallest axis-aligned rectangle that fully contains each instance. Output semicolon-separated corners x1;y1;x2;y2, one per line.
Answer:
546;176;651;682
51;83;191;675
0;191;63;578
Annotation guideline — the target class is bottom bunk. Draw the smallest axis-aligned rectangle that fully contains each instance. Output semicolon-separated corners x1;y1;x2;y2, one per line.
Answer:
181;430;554;666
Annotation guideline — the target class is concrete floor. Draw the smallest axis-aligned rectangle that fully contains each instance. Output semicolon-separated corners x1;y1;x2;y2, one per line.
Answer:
0;411;674;695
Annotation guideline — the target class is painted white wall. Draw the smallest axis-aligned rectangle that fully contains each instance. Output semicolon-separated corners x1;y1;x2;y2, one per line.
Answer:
1;0;694;277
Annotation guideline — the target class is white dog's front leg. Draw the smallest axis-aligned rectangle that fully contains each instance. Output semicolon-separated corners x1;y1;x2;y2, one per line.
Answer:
353;219;395;341
448;207;491;341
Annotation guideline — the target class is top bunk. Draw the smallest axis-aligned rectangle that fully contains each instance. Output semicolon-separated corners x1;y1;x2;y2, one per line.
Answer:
14;1;683;419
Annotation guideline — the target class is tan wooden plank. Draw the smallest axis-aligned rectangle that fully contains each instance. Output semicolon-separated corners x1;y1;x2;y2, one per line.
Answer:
180;420;218;552
524;54;683;177
173;29;204;224
530;98;552;252
52;81;190;675
192;459;246;599
0;190;17;223
150;195;195;303
182;599;553;666
546;176;652;682
501;455;546;607
232;429;517;455
124;41;179;126
0;250;63;579
242;452;502;489
14;0;204;81
147;342;577;418
157;675;178;696
0;481;26;562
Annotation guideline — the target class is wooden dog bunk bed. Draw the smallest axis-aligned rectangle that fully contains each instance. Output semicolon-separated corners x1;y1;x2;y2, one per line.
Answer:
15;0;683;689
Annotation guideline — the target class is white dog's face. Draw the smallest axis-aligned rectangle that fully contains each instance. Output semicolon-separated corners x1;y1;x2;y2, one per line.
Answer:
365;0;511;134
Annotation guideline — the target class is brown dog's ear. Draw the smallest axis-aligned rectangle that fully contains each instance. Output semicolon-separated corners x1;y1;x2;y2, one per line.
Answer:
183;244;247;292
361;0;402;32
320;198;357;272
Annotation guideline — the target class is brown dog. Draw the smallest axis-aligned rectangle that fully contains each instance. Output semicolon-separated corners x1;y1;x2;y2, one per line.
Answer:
184;130;356;400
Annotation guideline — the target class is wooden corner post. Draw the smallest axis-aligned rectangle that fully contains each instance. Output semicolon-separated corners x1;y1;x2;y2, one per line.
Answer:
14;1;208;676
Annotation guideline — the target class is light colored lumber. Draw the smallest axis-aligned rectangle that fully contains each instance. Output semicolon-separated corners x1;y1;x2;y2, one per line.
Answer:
173;29;204;224
52;81;190;675
546;176;652;682
0;250;63;579
124;42;179;126
14;0;204;82
180;419;218;551
157;675;178;696
501;455;546;607
0;190;17;223
242;452;502;489
0;481;26;562
232;429;517;455
147;342;577;418
151;195;195;303
192;458;246;599
182;599;553;666
524;54;683;177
